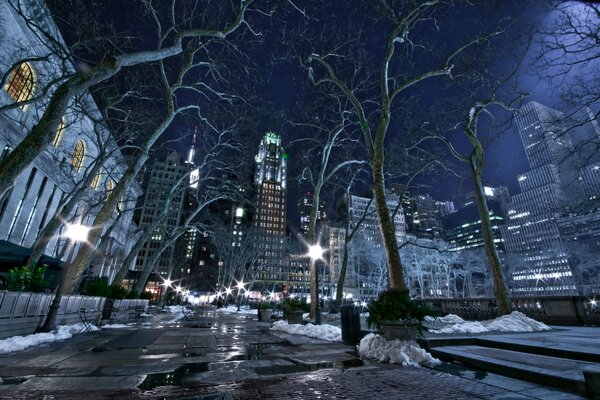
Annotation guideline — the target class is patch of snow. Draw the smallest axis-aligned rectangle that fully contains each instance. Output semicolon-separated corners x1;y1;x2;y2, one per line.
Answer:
0;323;99;354
217;305;258;315
430;311;550;334
101;324;131;329
424;314;465;324
271;320;341;342
358;333;440;367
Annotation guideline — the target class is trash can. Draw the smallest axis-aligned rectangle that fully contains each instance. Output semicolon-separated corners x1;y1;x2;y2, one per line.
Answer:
341;305;361;345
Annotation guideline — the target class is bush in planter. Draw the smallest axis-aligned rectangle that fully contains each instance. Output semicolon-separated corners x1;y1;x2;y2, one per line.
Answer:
258;302;274;321
281;297;309;318
366;289;430;331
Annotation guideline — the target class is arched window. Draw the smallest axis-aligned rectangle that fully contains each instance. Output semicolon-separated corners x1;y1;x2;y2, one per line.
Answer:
4;62;35;103
70;140;85;171
91;172;101;190
53;118;65;146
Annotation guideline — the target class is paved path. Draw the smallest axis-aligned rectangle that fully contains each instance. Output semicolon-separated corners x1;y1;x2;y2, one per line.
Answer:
0;308;587;399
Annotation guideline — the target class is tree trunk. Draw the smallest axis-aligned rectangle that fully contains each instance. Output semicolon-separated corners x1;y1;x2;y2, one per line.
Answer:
307;188;321;322
334;235;350;308
372;157;405;290
469;158;512;315
36;239;76;332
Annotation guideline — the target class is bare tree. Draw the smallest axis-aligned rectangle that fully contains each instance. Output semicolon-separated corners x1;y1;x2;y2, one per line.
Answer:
304;1;513;290
0;0;255;200
289;93;364;320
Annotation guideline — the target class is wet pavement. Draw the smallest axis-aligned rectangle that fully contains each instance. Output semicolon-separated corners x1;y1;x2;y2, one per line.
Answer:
0;308;587;399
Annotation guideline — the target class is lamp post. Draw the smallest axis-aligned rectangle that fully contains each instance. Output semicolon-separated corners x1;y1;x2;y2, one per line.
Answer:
235;280;245;311
307;243;325;325
38;223;89;332
161;278;172;309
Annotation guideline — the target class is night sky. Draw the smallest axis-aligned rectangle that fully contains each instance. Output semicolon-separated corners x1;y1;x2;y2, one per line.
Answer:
47;0;592;229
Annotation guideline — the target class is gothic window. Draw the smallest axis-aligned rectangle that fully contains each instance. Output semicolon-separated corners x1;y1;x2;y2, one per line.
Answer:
4;62;35;103
70;140;85;171
53;118;65;146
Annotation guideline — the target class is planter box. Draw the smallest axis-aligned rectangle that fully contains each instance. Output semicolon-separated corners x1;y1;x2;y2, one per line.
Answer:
258;309;273;321
381;321;419;341
286;311;303;324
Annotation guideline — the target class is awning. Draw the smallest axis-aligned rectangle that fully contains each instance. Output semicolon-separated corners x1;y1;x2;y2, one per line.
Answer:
0;240;65;269
0;240;65;289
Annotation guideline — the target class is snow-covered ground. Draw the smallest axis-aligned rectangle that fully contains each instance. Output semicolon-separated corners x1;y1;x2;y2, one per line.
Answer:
271;320;342;342
429;311;550;334
358;333;440;367
0;323;99;355
163;305;188;323
217;305;259;315
101;323;131;329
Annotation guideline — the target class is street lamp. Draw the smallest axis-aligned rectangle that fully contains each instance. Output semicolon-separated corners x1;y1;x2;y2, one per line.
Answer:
307;243;325;325
65;223;90;242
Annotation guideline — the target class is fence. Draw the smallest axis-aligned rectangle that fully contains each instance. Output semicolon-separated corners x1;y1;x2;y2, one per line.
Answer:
422;296;600;326
0;291;149;339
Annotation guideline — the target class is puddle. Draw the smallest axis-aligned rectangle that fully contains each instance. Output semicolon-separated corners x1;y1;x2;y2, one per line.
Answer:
138;362;210;390
255;358;363;376
224;343;282;361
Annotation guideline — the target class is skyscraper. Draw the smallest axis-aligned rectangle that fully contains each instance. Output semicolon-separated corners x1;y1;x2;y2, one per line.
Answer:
298;192;326;235
501;102;578;296
250;132;288;290
134;151;192;279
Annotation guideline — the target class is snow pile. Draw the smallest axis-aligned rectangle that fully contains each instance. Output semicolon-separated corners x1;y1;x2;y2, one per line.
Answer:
424;314;465;324
271;320;341;342
358;333;440;367
430;311;550;334
0;323;99;354
217;305;259;315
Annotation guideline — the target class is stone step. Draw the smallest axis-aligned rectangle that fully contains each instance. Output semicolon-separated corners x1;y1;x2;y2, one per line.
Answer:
430;345;594;394
425;335;600;363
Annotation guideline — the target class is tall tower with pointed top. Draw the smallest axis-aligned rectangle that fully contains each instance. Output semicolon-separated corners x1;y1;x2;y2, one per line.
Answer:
251;132;287;290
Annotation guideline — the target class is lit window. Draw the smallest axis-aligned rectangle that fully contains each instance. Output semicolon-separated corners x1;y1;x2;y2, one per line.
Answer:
91;173;101;190
70;140;85;171
105;178;115;193
4;62;35;103
53;118;65;146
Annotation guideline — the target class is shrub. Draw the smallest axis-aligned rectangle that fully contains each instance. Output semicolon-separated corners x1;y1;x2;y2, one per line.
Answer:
6;265;48;293
109;284;128;299
86;279;111;297
259;302;273;310
281;297;309;317
139;291;154;300
366;289;431;330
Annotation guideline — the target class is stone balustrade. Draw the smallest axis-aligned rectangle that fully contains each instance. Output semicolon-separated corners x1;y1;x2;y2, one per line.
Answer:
0;291;150;339
422;296;600;326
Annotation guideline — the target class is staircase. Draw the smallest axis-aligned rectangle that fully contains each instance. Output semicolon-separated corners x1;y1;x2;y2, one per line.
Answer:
425;333;600;397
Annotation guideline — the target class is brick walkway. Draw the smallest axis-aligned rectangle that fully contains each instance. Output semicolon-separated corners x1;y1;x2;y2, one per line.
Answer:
0;308;585;399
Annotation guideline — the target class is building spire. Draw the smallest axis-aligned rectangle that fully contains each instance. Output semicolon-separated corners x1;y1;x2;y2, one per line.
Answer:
186;126;197;164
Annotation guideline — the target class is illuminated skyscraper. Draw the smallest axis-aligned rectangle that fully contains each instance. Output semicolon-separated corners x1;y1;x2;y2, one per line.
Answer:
250;132;288;289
